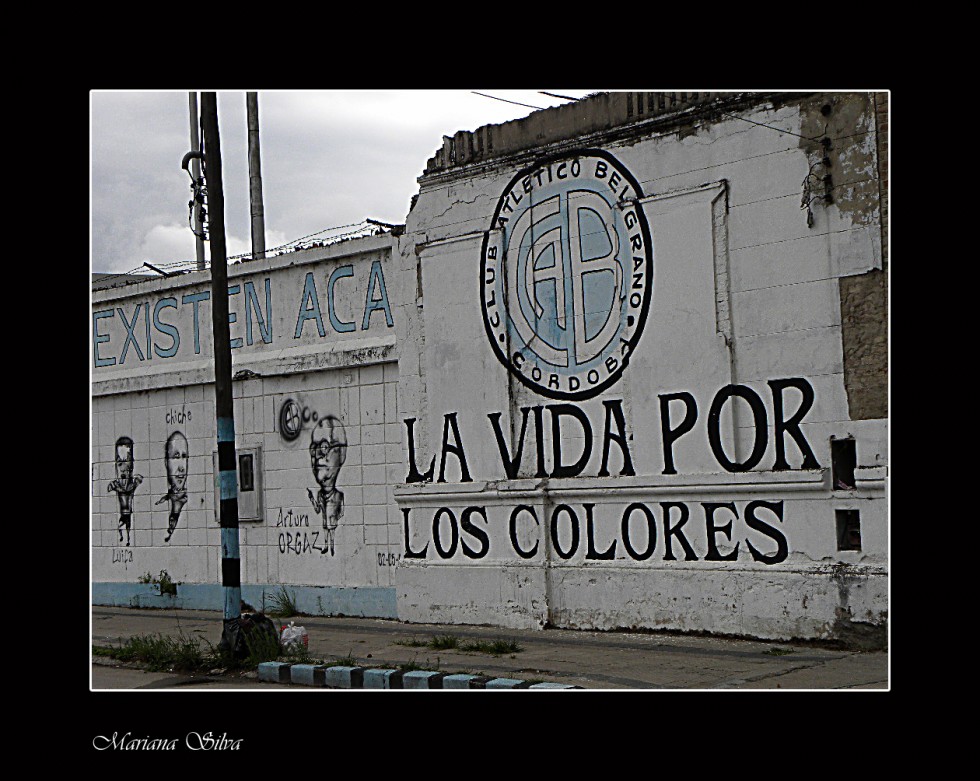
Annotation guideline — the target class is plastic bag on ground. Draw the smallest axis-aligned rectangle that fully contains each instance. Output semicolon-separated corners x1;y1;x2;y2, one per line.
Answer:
280;621;309;649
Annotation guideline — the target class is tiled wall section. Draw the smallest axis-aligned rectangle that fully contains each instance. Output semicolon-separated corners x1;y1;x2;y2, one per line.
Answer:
92;362;402;589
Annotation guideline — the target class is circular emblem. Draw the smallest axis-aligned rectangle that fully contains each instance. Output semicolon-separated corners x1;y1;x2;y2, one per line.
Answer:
279;398;302;442
480;149;653;400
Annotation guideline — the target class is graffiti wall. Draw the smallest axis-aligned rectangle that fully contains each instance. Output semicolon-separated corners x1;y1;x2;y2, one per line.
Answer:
92;236;395;385
391;94;887;640
92;238;404;607
93;388;212;577
92;92;887;643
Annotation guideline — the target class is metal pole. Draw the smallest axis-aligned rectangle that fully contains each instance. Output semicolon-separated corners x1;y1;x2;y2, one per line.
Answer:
246;92;266;260
188;92;207;270
200;92;242;648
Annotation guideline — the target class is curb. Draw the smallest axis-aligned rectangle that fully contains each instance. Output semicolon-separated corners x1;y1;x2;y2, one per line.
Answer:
258;662;580;689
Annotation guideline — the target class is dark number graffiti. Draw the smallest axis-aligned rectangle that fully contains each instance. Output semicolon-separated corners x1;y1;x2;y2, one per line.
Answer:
377;552;402;567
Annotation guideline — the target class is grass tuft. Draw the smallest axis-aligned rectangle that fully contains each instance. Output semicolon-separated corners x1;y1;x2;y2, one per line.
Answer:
395;634;523;655
266;586;300;618
95;621;310;674
101;633;210;672
330;652;358;667
136;570;179;596
461;638;523;655
430;634;461;650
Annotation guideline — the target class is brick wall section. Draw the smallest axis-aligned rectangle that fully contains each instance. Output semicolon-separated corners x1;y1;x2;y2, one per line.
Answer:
840;268;887;419
838;93;888;421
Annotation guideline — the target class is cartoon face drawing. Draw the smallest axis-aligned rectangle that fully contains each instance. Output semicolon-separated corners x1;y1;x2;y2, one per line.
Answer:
165;431;189;493
308;415;347;556
158;430;189;543
309;415;347;490
109;436;143;546
115;438;134;481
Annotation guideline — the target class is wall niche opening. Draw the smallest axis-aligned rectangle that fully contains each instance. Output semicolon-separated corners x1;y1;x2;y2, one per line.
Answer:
831;437;856;490
836;509;862;551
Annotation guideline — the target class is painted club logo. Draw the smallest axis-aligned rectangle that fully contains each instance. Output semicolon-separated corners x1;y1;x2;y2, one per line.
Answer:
480;149;654;400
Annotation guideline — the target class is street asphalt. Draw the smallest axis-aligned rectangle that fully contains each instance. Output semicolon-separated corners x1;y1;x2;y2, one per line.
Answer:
90;606;888;691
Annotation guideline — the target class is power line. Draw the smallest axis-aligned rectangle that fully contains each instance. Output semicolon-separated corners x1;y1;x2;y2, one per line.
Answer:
716;110;825;141
471;91;545;110
538;91;580;102
473;91;825;141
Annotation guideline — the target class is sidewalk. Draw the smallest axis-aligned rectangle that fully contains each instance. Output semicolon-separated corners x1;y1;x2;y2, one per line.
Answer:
91;606;888;690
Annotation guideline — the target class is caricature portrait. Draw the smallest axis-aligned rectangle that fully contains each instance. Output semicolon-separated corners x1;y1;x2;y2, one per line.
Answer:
156;430;189;542
108;436;143;546
307;415;347;556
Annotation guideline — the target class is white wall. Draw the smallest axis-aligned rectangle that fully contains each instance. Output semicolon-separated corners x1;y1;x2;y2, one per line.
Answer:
92;239;405;605
392;95;887;641
92;93;887;643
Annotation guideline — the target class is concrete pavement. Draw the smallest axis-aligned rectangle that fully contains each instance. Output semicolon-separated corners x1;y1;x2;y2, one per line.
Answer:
91;606;888;690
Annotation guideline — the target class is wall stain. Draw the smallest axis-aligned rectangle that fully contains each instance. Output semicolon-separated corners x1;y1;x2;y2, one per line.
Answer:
798;93;880;228
797;93;888;421
828;563;887;650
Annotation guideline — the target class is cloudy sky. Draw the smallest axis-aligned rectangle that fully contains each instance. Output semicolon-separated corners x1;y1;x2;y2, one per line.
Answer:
90;90;597;275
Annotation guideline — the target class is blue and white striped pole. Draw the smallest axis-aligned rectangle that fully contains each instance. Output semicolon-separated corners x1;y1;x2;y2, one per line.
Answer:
201;93;242;645
217;416;241;620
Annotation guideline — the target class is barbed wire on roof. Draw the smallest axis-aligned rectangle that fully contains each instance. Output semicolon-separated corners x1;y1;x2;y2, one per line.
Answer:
227;219;383;263
91;267;160;290
93;219;399;290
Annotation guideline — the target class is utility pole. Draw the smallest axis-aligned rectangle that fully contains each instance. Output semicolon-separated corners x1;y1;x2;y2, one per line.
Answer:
189;92;207;270
246;92;266;260
200;92;242;651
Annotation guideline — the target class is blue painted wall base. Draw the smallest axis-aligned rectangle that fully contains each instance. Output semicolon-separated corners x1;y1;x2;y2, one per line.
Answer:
92;582;397;618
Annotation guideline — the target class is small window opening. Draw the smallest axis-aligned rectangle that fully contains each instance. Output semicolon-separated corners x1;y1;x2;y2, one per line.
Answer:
831;438;856;491
836;509;862;551
239;453;255;492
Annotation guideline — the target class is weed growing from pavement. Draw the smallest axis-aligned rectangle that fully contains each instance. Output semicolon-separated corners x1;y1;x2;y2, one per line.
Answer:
395;635;523;655
94;620;315;673
461;638;523;655
430;634;461;650
396;656;431;672
764;647;796;656
267;586;300;618
136;570;179;596
100;633;211;672
92;645;117;658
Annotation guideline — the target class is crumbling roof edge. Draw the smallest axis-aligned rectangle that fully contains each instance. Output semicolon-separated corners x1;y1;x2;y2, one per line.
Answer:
419;91;812;181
